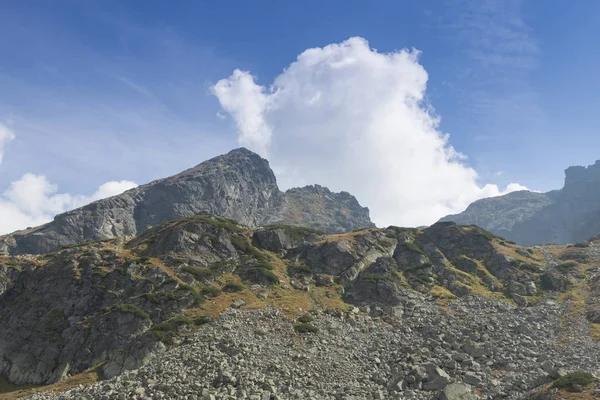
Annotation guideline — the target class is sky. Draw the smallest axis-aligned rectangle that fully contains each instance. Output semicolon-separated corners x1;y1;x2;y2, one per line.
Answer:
1;0;600;233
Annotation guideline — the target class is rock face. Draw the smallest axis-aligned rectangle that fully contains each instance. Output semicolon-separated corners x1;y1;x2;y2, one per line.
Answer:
0;148;373;255
441;160;600;246
266;184;375;234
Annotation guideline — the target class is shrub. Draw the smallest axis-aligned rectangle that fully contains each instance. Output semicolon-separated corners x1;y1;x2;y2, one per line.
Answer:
222;282;244;293
181;266;218;280
193;316;210;326
527;248;534;254
294;323;318;334
106;303;150;320
254;268;279;285
297;314;314;323
573;242;590;248
200;286;221;298
551;371;595;391
400;242;425;255
150;316;192;345
520;263;543;273
288;263;312;276
385;232;397;239
257;262;274;270
264;224;323;241
557;261;578;271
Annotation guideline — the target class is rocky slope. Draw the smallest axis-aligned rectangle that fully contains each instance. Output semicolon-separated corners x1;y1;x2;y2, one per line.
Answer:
440;160;600;246
0;149;373;256
2;217;600;399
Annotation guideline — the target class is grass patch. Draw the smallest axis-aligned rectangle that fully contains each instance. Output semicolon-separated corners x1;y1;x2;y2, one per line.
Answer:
552;371;595;391
297;314;314;323
222;282;244;293
200;286;221;298
193;316;210;326
557;261;579;272
253;268;279;285
399;241;425;255
430;285;457;299
150;316;192;345
181;266;218;280
294;323;318;334
288;262;313;276
105;303;149;320
264;224;323;241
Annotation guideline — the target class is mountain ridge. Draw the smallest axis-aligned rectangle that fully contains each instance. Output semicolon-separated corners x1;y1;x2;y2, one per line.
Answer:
441;160;600;246
0;148;373;255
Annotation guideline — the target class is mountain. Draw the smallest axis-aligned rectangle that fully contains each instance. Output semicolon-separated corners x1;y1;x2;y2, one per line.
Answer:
441;160;600;246
0;148;373;255
1;217;599;399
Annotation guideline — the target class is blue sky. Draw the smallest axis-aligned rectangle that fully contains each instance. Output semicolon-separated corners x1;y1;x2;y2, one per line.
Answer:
1;0;600;231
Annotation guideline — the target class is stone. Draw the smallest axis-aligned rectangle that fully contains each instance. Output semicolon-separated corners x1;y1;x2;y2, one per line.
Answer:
231;299;247;309
441;383;479;400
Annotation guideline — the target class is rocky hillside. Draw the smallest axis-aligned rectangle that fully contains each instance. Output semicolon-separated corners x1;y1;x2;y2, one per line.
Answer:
1;216;600;399
441;160;600;246
0;148;373;256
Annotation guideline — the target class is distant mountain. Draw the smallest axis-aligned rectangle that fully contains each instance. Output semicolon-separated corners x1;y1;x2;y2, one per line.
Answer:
0;148;373;255
440;160;600;245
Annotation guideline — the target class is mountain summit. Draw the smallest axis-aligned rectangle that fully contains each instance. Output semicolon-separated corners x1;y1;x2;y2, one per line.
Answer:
441;160;600;245
0;148;373;255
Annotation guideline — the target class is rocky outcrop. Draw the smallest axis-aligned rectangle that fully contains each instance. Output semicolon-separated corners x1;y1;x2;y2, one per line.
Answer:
440;160;600;246
0;149;373;255
266;184;375;234
3;215;600;399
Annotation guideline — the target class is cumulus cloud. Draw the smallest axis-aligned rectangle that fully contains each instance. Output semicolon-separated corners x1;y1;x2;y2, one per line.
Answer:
0;126;138;234
213;37;527;227
0;174;138;235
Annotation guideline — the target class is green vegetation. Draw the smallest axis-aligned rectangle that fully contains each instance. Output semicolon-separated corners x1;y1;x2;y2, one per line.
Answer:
294;323;318;334
181;266;219;280
141;292;160;304
297;314;314;323
287;262;313;276
193;316;210;325
572;242;590;248
105;303;149;320
257;262;274;270
556;261;579;271
222;282;244;292
385;232;397;239
150;316;192;345
264;224;323;241
253;267;279;285
551;371;595;391
179;284;205;305
399;241;425;255
200;286;221;298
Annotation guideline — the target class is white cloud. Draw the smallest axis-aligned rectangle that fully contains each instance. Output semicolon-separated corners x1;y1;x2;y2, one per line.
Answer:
0;123;15;164
0;174;138;235
213;37;527;227
0;126;138;235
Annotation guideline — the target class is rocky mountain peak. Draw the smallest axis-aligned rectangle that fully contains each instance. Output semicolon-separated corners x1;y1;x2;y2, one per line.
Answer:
440;159;600;246
0;148;373;255
564;159;600;187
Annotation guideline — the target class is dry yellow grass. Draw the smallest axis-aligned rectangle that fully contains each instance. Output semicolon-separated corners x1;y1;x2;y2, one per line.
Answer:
0;364;104;399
